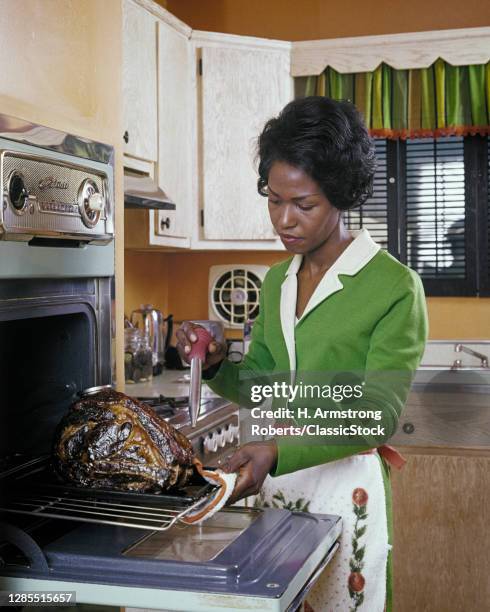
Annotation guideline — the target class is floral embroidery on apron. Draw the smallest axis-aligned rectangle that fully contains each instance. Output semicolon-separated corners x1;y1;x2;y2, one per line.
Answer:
252;454;389;612
349;487;369;611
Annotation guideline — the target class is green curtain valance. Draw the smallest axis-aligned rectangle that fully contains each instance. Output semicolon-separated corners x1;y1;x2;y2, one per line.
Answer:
301;59;490;139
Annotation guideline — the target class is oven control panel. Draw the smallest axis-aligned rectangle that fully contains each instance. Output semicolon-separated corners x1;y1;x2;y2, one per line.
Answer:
0;149;114;244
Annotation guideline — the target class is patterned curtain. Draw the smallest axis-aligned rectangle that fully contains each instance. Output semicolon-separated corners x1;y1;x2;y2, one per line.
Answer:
302;59;490;139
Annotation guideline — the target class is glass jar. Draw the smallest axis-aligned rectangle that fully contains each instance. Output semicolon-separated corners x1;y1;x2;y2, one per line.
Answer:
124;328;153;383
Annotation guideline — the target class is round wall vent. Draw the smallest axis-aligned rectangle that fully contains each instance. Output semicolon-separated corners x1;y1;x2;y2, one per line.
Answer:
208;265;269;328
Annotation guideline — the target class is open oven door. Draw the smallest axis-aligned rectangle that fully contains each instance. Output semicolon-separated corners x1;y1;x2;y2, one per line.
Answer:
0;506;341;612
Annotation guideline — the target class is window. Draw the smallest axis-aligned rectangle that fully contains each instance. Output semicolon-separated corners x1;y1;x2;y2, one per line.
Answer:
345;135;489;296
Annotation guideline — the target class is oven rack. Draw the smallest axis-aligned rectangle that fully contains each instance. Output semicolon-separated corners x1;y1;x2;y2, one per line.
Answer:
0;455;217;532
0;491;208;531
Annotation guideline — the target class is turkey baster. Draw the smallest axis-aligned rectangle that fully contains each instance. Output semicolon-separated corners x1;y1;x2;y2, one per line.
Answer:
188;327;214;427
186;327;237;523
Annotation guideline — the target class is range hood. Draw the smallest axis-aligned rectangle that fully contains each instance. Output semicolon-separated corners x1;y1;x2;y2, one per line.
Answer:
124;170;176;210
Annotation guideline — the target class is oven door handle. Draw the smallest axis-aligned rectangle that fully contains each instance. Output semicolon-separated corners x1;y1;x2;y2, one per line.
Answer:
0;522;49;574
285;539;340;612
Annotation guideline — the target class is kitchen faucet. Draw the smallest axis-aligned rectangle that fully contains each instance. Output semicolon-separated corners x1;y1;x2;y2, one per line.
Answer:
453;343;489;368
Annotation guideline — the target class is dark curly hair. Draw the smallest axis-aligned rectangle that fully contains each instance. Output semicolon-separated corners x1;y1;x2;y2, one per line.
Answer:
257;96;376;210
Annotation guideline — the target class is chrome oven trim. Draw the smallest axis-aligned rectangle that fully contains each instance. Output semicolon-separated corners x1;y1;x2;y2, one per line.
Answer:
0;113;114;166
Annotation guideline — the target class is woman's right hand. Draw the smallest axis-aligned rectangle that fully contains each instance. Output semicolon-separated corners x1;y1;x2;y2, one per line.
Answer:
222;441;278;504
175;321;227;370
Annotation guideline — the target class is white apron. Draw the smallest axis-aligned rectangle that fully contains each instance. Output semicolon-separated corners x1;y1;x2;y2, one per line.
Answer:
253;452;389;612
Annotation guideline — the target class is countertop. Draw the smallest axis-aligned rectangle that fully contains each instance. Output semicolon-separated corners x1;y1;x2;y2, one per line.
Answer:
125;368;220;400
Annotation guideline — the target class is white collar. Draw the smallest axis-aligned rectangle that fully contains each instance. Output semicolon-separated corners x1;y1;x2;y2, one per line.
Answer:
284;228;380;278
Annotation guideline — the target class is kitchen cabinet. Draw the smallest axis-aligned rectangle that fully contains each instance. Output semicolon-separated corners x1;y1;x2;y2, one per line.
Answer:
122;0;158;162
389;382;490;610
123;7;293;251
192;33;293;248
123;0;192;250
391;448;490;612
153;19;192;247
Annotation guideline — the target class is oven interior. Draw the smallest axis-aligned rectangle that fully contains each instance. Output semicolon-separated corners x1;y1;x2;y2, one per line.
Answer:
1;311;93;460
0;278;112;570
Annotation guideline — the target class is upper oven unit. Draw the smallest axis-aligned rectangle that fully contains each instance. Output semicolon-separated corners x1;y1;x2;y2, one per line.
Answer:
0;115;115;279
0;145;113;244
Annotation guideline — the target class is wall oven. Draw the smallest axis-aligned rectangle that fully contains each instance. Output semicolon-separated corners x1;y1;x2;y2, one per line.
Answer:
0;116;341;611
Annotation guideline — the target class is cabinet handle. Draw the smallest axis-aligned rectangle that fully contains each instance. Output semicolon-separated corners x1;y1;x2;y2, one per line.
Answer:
123;130;129;144
160;217;171;230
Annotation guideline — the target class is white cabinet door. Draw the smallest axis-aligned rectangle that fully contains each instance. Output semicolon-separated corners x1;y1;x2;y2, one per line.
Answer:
200;45;291;241
122;0;158;161
155;20;191;243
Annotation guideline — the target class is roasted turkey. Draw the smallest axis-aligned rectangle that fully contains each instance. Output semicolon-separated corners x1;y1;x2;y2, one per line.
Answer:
53;388;194;492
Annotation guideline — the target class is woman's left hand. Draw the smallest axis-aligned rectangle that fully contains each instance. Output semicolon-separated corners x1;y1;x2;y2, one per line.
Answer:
222;441;278;504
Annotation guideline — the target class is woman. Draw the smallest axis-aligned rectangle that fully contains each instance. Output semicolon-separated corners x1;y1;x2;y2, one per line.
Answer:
177;97;428;611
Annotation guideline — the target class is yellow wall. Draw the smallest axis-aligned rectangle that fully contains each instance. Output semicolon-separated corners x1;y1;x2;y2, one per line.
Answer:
125;251;170;320
165;252;284;324
0;0;125;383
125;251;490;340
125;1;490;340
427;298;490;339
125;250;287;340
163;0;488;40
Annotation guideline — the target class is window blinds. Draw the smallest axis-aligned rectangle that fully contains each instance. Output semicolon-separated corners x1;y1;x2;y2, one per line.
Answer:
405;137;466;279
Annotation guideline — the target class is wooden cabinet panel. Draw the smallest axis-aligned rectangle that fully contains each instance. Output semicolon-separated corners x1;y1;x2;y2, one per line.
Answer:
157;20;191;241
391;450;490;612
200;45;291;241
122;0;158;161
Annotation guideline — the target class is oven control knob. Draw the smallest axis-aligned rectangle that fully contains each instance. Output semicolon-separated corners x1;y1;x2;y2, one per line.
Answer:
230;425;239;442
204;434;218;453
88;192;104;211
8;171;29;213
78;178;103;228
224;426;234;444
216;430;226;448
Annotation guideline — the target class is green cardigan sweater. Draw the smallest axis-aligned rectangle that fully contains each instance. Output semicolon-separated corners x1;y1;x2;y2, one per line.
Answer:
206;248;429;476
